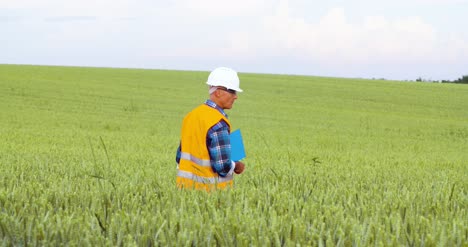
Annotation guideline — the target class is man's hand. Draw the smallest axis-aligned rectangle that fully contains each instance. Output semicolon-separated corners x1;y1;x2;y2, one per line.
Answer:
234;161;245;174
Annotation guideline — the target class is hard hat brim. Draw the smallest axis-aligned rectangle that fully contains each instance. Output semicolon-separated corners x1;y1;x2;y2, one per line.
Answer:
231;87;243;92
206;82;243;93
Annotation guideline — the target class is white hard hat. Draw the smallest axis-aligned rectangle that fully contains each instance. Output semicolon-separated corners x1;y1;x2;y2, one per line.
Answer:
206;67;243;92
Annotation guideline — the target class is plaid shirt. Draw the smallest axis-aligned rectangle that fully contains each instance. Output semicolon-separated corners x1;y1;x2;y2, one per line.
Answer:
176;100;234;177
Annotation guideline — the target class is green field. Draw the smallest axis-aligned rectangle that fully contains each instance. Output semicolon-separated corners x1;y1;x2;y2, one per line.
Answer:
0;64;467;246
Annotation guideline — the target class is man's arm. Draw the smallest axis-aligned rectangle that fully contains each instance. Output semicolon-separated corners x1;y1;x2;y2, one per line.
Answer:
207;121;235;177
176;142;181;165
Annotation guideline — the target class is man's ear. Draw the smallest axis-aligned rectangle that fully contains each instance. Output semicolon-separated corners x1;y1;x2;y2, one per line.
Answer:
213;89;221;97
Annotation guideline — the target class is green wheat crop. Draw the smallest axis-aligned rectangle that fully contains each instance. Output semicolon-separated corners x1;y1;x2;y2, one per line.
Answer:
0;64;467;246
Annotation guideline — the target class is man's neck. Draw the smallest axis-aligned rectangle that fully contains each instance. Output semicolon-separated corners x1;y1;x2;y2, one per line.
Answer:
209;96;224;110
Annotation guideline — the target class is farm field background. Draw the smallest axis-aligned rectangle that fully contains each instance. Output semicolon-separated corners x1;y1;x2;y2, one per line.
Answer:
0;64;467;246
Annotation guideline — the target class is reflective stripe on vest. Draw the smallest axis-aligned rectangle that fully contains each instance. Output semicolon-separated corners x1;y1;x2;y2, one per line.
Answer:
177;169;233;184
180;152;211;167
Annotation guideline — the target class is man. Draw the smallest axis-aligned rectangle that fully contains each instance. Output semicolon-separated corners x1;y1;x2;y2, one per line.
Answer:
175;67;245;191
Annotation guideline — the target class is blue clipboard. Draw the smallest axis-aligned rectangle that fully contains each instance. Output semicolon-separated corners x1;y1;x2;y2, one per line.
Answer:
230;129;246;161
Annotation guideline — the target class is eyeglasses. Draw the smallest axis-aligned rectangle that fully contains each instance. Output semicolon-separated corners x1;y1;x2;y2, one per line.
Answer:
217;87;237;95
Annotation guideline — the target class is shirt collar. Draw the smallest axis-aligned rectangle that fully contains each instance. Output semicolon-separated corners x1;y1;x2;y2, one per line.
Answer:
205;99;228;118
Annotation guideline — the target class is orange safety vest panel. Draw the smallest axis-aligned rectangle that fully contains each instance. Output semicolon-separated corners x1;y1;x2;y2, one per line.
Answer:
176;104;234;191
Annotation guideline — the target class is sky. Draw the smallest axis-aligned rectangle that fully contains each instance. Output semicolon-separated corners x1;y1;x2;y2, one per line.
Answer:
1;0;468;81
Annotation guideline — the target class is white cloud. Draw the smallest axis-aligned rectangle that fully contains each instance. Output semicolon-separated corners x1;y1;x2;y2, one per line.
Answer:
171;0;268;17
139;1;468;76
252;6;468;66
0;0;270;19
1;0;467;80
0;0;138;18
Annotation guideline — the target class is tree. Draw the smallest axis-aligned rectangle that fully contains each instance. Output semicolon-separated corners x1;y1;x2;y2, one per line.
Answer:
455;75;468;84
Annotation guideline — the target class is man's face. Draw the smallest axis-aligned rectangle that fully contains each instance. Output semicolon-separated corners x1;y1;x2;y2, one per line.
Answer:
216;87;238;109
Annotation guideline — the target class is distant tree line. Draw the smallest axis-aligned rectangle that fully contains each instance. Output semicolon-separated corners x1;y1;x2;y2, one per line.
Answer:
416;75;468;84
441;75;468;84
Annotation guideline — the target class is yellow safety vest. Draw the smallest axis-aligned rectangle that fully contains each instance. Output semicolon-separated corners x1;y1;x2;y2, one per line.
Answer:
176;104;234;191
